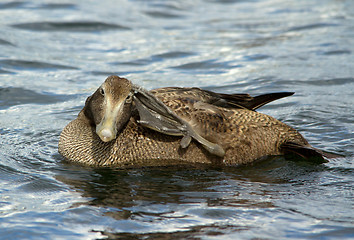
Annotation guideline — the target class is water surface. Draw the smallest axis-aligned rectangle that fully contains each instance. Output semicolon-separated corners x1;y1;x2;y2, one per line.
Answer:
0;0;353;239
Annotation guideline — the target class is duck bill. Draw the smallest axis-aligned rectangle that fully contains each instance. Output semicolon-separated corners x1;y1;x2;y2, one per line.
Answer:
96;98;124;142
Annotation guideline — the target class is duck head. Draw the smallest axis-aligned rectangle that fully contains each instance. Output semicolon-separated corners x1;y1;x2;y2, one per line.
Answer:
84;76;133;142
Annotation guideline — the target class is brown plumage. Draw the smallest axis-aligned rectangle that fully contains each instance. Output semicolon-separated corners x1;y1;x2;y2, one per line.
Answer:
58;75;334;167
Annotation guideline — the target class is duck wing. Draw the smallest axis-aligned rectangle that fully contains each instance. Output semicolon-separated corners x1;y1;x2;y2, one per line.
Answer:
132;85;225;157
151;87;294;110
215;92;294;110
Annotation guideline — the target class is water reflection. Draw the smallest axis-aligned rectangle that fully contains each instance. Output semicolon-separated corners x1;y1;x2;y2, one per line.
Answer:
55;157;330;237
11;21;131;32
0;87;71;109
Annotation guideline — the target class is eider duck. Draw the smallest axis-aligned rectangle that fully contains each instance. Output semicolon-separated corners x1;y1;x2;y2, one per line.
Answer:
58;75;336;167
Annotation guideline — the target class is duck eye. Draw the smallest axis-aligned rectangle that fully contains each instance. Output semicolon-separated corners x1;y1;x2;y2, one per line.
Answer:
100;87;105;95
126;93;133;103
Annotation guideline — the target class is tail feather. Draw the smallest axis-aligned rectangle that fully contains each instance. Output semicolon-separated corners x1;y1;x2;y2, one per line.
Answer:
243;92;295;110
281;141;341;163
216;92;294;110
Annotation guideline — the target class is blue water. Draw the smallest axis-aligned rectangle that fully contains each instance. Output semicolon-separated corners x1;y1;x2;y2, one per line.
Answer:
0;0;353;239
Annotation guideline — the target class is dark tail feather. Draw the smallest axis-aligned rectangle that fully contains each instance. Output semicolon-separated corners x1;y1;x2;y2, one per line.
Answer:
217;92;294;110
281;141;341;163
316;149;344;159
246;92;295;110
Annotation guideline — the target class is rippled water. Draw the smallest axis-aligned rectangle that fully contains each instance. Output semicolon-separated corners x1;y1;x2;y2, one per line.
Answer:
0;0;353;239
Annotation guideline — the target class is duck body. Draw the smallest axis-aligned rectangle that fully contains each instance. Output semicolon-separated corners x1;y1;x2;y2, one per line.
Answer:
59;76;329;167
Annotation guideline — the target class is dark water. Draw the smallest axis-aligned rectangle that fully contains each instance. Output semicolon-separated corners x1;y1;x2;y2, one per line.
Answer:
0;0;353;239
